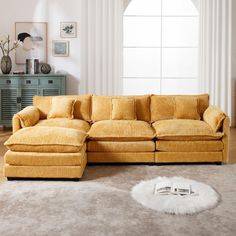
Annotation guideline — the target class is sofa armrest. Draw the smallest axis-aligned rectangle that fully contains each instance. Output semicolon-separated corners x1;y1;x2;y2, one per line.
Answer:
12;106;40;133
12;115;22;134
222;116;230;163
203;105;226;132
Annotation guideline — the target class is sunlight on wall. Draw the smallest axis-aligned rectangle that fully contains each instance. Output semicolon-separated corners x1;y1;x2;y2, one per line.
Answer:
33;0;48;21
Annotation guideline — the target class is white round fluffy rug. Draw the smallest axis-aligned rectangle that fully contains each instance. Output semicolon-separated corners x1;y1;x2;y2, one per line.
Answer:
131;176;220;215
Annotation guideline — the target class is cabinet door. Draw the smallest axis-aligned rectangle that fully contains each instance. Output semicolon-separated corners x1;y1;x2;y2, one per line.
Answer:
21;88;38;109
0;88;18;124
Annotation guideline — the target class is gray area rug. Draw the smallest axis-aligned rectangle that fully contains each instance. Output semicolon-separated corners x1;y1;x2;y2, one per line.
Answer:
0;164;236;236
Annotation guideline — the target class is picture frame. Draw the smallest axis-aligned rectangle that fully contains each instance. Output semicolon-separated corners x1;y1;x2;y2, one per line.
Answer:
60;22;77;38
15;22;47;64
52;40;69;57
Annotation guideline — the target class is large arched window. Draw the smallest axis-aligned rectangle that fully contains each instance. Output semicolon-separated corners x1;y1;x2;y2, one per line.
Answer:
123;0;199;95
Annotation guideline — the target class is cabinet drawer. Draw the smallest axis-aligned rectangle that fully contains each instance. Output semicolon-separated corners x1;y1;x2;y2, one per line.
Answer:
0;78;19;86
21;79;39;86
39;78;62;87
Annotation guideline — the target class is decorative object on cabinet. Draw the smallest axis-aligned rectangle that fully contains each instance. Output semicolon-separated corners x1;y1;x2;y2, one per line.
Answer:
26;59;39;74
34;59;39;74
1;56;12;74
0;35;21;74
15;22;47;64
0;74;66;127
41;63;51;74
60;22;77;38
52;40;69;57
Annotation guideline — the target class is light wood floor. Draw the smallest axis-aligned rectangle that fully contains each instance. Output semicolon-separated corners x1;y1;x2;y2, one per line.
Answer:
0;128;235;182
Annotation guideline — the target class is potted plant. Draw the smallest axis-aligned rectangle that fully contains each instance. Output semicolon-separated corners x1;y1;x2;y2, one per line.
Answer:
0;35;21;74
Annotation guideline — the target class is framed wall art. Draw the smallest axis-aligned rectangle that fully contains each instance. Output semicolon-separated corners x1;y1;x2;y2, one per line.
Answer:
52;40;69;57
15;22;47;64
60;22;77;38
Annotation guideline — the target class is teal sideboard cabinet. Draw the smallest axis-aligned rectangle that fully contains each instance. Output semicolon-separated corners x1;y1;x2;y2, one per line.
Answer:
0;74;66;127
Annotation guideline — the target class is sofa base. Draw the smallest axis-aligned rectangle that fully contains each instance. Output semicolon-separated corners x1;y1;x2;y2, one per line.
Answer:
155;152;223;163
4;163;86;179
88;152;154;163
4;147;87;166
4;154;87;179
7;177;80;181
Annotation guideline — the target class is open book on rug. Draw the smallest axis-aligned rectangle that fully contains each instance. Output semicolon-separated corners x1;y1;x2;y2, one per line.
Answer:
153;181;194;196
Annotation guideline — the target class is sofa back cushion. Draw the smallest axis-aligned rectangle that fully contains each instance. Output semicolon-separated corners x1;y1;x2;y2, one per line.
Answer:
150;94;209;122
33;95;91;121
91;95;150;122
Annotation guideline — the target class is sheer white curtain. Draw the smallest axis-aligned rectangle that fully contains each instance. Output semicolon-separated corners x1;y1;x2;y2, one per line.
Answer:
123;0;132;9
80;0;125;95
199;0;232;118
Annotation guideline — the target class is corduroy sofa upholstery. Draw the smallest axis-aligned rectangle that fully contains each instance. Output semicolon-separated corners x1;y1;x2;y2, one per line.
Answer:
3;94;230;179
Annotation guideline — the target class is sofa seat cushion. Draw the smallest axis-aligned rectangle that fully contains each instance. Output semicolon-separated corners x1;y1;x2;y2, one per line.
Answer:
4;126;87;153
35;118;90;132
87;141;155;152
156;140;223;152
152;119;223;140
88;120;155;141
5;145;86;166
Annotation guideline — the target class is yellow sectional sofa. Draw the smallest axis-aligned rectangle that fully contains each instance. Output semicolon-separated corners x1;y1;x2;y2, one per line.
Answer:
3;94;230;179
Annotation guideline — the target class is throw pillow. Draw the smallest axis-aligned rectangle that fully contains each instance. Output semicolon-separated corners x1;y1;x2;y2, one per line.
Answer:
47;97;76;119
174;97;200;120
111;98;136;120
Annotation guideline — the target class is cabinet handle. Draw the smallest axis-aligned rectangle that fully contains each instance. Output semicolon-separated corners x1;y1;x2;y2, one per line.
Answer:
48;80;53;84
16;97;21;103
6;80;11;84
26;80;31;84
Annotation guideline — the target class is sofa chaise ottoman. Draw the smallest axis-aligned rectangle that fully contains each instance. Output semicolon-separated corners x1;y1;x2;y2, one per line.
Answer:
4;126;87;179
3;93;230;180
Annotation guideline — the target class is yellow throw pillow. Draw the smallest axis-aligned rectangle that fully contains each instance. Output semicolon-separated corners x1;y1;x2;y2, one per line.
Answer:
47;97;76;119
174;97;200;120
203;106;226;132
111;98;136;120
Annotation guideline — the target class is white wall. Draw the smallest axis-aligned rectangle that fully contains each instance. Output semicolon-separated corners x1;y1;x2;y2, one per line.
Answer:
0;0;82;95
232;0;236;127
